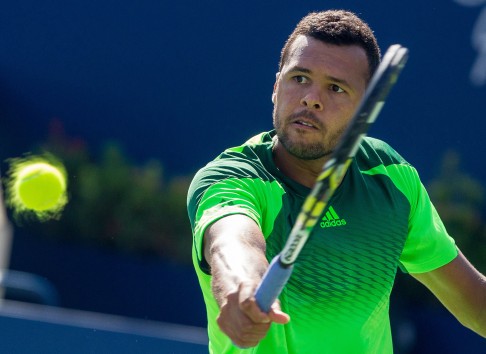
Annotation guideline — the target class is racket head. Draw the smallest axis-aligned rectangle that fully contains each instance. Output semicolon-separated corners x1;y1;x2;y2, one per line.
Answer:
255;44;409;312
280;44;409;266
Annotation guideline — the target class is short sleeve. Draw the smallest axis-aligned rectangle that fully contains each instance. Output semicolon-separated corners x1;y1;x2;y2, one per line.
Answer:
188;168;285;271
194;177;265;256
399;176;458;273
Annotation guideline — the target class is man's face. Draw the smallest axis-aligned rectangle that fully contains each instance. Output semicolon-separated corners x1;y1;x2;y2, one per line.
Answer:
273;35;369;160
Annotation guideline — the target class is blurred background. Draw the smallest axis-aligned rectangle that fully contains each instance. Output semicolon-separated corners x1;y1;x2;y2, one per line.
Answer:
0;0;485;353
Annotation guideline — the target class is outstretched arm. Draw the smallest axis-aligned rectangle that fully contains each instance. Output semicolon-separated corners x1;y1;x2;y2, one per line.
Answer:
411;250;486;337
204;214;290;348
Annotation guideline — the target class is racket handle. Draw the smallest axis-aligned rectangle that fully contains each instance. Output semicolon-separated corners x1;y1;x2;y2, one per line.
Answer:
254;255;294;313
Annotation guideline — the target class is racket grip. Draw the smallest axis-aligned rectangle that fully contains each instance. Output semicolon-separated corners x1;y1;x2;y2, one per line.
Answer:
254;255;293;313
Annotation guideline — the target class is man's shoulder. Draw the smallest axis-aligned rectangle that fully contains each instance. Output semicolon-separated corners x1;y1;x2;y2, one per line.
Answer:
217;131;274;160
356;137;421;194
199;131;274;177
359;136;408;167
188;131;276;196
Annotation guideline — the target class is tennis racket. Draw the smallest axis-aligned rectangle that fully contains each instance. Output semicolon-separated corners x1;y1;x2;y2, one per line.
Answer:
254;44;409;312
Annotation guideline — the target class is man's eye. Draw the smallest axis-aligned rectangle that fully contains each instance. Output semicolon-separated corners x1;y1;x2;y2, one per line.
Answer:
330;84;345;93
293;75;309;84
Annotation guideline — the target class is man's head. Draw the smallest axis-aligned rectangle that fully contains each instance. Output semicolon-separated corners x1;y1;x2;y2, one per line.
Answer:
279;10;380;80
272;10;378;166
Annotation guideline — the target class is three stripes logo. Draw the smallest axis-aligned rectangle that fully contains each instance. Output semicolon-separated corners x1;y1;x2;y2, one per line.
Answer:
320;206;346;228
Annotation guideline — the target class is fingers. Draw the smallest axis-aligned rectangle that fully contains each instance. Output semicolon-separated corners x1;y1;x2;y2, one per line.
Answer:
269;302;291;324
239;282;272;324
217;282;290;348
219;317;271;348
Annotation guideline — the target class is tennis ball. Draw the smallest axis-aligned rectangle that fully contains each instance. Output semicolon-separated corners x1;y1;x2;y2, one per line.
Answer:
14;162;67;211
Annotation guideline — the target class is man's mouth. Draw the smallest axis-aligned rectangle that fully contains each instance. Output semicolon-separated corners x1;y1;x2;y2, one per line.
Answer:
295;120;316;128
288;111;321;130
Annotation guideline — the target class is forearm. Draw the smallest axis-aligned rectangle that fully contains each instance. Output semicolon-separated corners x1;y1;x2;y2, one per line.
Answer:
204;214;268;306
210;238;268;306
465;274;486;337
443;263;486;337
441;271;486;337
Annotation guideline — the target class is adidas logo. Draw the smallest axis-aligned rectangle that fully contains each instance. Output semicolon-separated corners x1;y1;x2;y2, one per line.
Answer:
320;206;346;228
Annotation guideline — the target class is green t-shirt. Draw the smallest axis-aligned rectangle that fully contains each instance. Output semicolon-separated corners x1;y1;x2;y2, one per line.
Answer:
187;131;458;354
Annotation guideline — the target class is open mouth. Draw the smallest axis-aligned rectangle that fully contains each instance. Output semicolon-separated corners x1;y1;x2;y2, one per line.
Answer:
296;120;315;128
293;119;318;130
286;110;321;131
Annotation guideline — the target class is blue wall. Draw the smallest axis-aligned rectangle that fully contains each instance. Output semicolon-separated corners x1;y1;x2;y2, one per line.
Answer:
7;230;207;327
1;1;485;182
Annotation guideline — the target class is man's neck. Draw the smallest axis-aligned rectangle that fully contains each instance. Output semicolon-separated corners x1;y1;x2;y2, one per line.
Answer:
272;138;329;188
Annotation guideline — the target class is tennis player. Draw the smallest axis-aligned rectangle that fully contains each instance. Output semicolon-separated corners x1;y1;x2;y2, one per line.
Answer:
187;10;486;353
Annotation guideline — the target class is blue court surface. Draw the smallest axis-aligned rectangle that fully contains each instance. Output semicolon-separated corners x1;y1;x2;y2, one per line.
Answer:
0;300;208;353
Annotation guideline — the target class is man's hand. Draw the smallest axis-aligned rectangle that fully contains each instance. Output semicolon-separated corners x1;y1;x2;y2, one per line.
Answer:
217;282;290;348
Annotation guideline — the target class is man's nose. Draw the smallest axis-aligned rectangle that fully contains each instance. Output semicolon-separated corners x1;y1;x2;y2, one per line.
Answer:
300;90;323;111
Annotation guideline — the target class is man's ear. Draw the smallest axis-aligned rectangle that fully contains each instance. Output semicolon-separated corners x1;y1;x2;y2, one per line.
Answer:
272;72;280;104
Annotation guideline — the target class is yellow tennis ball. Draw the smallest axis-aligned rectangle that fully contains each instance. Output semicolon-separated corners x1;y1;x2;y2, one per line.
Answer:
14;162;67;211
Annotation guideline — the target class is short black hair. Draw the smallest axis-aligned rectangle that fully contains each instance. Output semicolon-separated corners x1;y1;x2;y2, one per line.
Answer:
279;10;381;80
